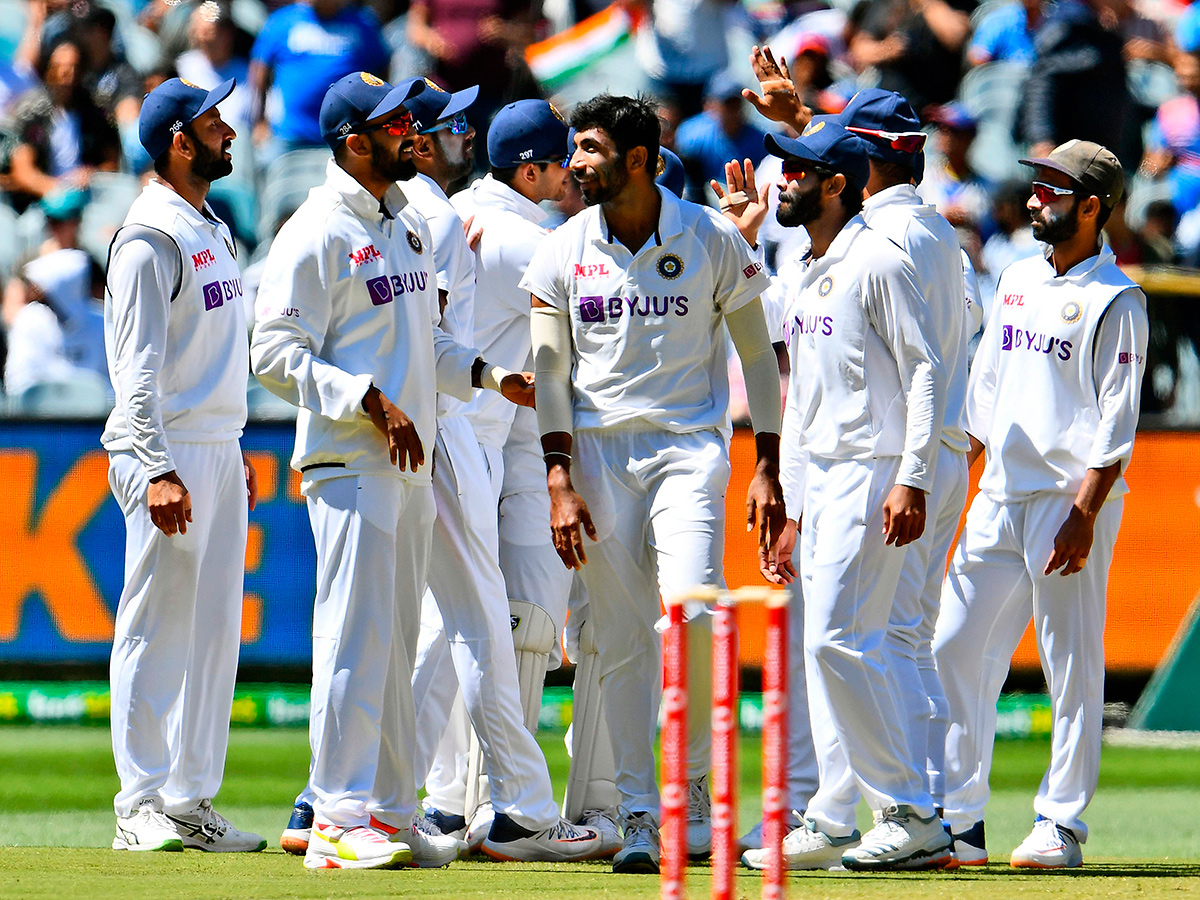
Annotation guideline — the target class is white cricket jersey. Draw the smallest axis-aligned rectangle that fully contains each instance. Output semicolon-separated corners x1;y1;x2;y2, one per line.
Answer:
102;179;247;478
401;171;476;418
860;184;971;454
520;185;770;434
251;160;478;484
779;217;946;492
451;173;550;450
967;245;1148;502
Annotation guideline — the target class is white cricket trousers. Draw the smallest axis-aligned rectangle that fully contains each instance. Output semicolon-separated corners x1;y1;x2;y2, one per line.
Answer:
935;491;1122;840
409;416;561;829
574;426;729;820
304;473;434;829
887;444;969;807
783;556;819;816
802;456;936;835
108;440;246;817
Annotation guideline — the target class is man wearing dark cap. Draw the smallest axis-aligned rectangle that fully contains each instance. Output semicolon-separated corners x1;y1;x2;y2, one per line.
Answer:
103;77;265;854
836;87;975;862
523;92;785;874
748;116;951;872
251;71;538;870
933;140;1148;869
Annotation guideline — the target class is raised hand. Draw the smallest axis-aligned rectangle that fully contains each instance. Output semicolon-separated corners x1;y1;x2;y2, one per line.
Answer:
743;45;812;132
711;157;770;247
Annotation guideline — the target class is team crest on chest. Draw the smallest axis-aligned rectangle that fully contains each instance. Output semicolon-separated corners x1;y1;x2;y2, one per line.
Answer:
1060;300;1082;324
817;275;834;297
406;230;423;254
657;253;684;280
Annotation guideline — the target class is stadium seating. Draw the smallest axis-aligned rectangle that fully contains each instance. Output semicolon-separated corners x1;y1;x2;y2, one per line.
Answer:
958;61;1029;183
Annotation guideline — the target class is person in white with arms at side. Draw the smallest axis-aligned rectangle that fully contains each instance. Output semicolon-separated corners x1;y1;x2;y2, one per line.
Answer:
250;72;534;871
522;93;787;875
104;76;265;855
753;116;951;872
933;140;1148;870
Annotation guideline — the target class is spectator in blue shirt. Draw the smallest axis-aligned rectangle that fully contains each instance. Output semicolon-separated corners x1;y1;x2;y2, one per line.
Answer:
967;0;1048;67
248;0;391;156
673;70;769;203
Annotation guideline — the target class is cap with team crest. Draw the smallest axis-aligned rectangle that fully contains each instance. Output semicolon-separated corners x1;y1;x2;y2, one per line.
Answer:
655;147;686;198
765;115;871;187
139;76;236;161
319;72;425;149
1019;140;1125;209
488;99;570;167
406;78;479;133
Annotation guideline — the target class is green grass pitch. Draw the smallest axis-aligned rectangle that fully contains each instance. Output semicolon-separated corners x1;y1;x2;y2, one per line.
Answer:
2;726;1198;898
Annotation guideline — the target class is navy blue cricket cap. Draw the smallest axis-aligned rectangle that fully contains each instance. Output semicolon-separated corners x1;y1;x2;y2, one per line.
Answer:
319;72;425;150
139;77;235;161
488;99;570;167
839;88;926;168
655;147;686;198
408;78;479;133
765;115;870;187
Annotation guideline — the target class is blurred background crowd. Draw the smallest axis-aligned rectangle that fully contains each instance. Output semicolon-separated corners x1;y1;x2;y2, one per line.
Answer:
3;0;1200;422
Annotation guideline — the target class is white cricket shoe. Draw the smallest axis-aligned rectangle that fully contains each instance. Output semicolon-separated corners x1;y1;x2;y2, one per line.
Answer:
369;814;466;868
742;821;859;871
113;798;184;852
1010;819;1082;869
167;799;266;852
304;822;411;870
466;801;493;853
686;775;712;858
841;805;953;871
578;808;623;858
481;813;602;862
612;811;660;874
735;810;804;853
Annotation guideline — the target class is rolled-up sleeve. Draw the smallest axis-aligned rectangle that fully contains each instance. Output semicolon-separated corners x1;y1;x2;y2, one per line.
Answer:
1088;288;1148;470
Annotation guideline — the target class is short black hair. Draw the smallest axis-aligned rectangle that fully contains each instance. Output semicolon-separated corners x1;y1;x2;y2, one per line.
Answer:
1093;200;1113;230
490;161;556;187
837;175;864;218
153;120;198;176
871;159;913;187
569;93;660;172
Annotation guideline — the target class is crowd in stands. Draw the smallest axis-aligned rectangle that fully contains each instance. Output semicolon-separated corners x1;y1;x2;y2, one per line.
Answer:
3;0;1200;418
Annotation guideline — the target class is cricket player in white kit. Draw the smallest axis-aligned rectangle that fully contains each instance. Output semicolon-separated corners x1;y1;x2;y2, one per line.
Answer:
934;141;1147;869
752;117;952;871
522;94;787;874
104;77;265;855
251;72;534;870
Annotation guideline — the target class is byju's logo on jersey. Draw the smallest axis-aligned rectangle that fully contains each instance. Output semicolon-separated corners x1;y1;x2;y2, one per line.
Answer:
1000;325;1073;361
578;295;690;322
366;272;430;306
202;278;242;311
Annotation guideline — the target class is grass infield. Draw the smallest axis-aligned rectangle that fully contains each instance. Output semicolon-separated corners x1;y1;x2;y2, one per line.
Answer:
2;727;1198;898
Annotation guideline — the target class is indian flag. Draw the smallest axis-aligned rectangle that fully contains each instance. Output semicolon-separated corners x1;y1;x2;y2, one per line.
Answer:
525;4;643;91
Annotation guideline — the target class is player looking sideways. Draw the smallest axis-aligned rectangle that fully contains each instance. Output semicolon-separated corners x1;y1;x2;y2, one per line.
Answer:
521;93;787;874
250;72;532;870
103;77;265;855
753;117;951;872
933;141;1147;869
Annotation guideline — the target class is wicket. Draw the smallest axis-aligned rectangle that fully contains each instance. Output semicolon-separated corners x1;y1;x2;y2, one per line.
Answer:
661;586;790;900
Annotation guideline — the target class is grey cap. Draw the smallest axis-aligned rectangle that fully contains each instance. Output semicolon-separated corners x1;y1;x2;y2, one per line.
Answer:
1019;140;1124;209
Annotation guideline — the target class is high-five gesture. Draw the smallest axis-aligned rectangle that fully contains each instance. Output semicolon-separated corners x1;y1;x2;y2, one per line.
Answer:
744;45;812;132
711;157;770;248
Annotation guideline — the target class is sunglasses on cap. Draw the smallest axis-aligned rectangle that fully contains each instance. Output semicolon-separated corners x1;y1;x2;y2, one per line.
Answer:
781;159;834;184
844;126;926;153
359;110;415;138
1031;180;1077;204
420;112;470;135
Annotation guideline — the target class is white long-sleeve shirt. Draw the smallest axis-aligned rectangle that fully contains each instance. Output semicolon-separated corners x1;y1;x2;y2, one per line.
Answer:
860;183;971;454
101;179;248;477
967;245;1147;502
780;216;947;493
250;160;479;484
451;173;549;450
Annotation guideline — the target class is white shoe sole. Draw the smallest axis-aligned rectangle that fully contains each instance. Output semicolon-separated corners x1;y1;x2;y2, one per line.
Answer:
304;846;412;870
112;837;184;852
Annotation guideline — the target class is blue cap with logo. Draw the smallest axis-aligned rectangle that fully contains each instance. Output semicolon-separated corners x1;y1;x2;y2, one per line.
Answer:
406;78;479;133
139;77;236;161
319;72;426;150
488;99;570;167
765;115;871;187
838;88;926;169
655;147;686;198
